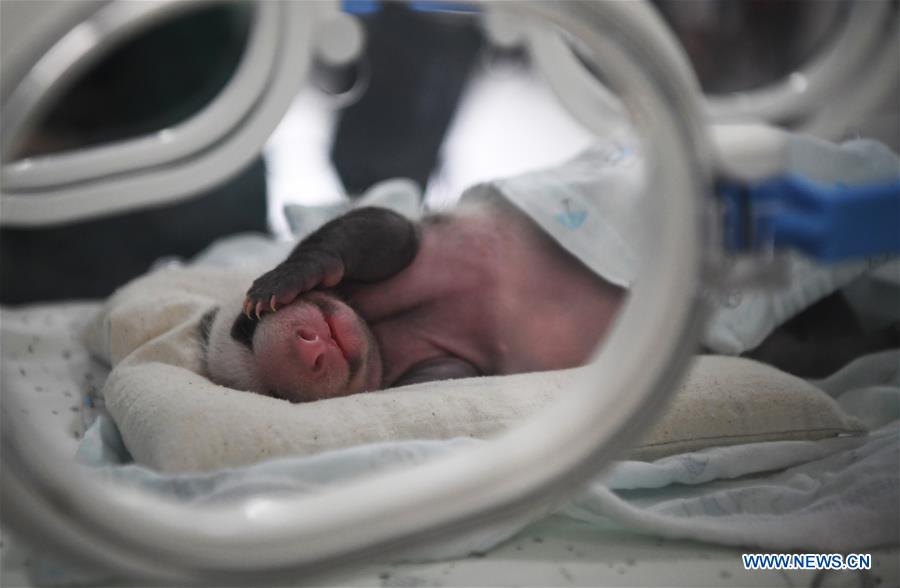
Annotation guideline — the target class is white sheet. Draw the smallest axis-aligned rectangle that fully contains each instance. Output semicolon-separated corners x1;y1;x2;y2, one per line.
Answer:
73;349;898;555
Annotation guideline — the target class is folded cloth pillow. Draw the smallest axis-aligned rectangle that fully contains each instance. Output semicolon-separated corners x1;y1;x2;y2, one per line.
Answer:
628;355;865;461
84;266;864;473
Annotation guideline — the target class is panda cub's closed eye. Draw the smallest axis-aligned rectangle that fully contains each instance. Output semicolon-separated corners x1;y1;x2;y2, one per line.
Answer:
230;312;258;349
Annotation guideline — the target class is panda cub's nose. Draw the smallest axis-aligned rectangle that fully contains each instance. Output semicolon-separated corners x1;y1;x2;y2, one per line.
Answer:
294;328;329;372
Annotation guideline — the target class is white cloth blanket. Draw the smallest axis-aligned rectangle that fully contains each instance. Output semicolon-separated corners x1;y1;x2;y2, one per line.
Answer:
571;351;900;552
77;351;899;554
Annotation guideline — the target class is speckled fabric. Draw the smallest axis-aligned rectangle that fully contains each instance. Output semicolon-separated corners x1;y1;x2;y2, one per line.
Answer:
1;302;109;456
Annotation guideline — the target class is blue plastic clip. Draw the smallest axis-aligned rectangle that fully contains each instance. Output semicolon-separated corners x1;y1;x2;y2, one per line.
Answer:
342;1;382;15
407;1;479;13
720;175;900;263
342;1;478;14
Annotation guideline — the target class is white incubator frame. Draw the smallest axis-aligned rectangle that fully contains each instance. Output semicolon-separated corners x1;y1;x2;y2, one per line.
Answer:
1;0;895;583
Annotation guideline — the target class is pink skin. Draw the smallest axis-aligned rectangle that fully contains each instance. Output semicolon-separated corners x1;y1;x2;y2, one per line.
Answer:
252;291;382;402
346;205;625;384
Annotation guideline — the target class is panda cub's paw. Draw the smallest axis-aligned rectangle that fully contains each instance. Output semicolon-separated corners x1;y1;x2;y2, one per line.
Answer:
243;251;345;320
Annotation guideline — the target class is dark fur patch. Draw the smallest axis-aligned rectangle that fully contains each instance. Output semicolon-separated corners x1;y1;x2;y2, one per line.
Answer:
198;307;219;347
230;312;258;350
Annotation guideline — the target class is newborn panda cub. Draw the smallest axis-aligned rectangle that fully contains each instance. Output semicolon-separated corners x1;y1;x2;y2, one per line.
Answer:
202;202;625;402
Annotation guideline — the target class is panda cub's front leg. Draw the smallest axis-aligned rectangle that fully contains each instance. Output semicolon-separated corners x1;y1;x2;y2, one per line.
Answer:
244;207;421;319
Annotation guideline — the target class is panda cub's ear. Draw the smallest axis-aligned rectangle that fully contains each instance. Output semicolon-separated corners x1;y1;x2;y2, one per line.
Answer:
229;312;258;350
198;306;219;347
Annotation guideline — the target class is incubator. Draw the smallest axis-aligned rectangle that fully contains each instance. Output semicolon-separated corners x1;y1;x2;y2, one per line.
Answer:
1;1;898;585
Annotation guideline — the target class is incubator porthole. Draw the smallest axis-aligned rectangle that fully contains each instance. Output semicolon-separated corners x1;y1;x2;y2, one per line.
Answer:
10;3;254;160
